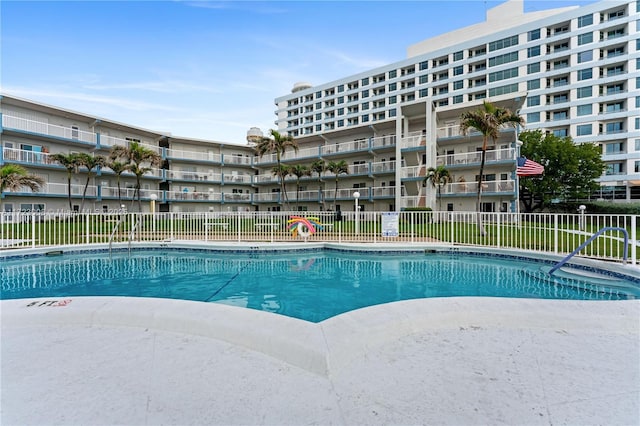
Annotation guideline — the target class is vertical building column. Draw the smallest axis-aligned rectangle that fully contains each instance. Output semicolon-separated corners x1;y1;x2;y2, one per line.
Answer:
425;102;437;210
394;114;403;211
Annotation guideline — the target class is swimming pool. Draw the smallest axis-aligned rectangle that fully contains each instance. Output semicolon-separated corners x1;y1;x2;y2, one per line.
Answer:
2;247;638;322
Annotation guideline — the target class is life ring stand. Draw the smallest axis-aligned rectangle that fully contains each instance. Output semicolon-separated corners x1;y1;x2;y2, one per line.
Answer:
296;223;311;238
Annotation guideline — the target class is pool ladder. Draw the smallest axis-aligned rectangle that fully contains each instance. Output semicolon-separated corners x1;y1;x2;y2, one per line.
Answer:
549;226;629;275
108;214;141;258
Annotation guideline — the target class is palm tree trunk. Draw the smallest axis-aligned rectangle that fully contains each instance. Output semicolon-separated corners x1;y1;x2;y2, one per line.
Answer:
334;179;339;210
476;148;487;236
66;176;72;211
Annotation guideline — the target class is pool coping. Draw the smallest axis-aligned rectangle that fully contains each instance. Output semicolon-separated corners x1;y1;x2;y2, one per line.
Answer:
3;296;639;377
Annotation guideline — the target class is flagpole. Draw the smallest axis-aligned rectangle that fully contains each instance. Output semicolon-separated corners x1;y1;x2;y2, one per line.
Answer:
515;140;523;220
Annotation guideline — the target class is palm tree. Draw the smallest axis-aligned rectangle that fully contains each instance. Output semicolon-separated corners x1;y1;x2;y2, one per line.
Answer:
290;164;310;209
0;164;45;211
111;142;161;212
51;152;82;211
311;159;326;210
75;153;106;212
426;165;452;211
459;101;524;235
271;164;291;207
254;129;299;209
106;159;129;204
327;160;349;210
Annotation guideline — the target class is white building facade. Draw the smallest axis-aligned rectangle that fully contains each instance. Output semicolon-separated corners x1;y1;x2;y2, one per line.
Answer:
274;0;640;205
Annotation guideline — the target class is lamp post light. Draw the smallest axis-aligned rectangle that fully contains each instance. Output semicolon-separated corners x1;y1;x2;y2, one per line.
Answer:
578;204;586;230
150;193;157;214
353;191;360;235
150;194;158;233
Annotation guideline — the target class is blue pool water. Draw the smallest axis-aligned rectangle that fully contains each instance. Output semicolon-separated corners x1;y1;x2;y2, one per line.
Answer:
1;249;638;322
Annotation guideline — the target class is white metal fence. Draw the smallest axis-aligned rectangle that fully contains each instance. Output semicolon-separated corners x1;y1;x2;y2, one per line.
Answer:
0;211;637;265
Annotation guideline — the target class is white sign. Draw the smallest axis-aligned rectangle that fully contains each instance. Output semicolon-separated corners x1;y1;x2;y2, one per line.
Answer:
381;212;399;237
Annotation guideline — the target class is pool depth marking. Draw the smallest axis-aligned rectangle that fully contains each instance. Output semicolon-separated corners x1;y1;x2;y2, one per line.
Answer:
26;299;73;308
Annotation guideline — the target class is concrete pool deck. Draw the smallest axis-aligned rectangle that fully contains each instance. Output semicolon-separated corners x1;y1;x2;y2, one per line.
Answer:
1;296;638;425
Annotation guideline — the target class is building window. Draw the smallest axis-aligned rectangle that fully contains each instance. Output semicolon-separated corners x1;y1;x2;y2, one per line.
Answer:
577;68;592;80
635;161;640;173
453;95;463;104
527;62;540;74
636;117;640;130
453;50;463;61
553;129;568;137
578;14;593;27
453;80;463;90
606;142;624;154
527;79;540;90
389;109;396;117
362;89;369;98
361;77;369;85
636;96;640;108
606;122;624;133
606;163;624;175
337;119;344;127
488;51;518;67
577;124;592;136
527;46;541;57
419;75;428;84
453;65;463;76
489;67;518;82
578;32;593;45
527;96;540;107
577;86;592;98
527;112;540;123
577;104;592;116
388;70;397;79
419;61;428;70
528;28;541;41
337;84;344;93
489;35;518;51
577;50;593;63
388;82;396;91
419;88;429;98
488;83;518;97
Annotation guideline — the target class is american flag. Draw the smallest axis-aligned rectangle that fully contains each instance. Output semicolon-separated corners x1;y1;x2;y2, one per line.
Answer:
517;157;544;176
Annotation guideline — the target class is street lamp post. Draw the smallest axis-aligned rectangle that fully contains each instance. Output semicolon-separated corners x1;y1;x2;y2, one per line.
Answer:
353;191;360;235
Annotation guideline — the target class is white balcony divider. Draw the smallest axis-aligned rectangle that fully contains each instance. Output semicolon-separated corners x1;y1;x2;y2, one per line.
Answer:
0;212;637;266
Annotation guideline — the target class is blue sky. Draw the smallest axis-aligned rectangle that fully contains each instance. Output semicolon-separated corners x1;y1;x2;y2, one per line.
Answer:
2;0;597;145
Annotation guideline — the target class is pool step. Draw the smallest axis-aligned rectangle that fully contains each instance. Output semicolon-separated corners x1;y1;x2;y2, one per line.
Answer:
522;267;640;298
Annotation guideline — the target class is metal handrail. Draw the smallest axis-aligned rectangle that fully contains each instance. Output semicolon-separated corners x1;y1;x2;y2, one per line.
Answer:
549;226;629;275
128;215;141;256
108;214;127;258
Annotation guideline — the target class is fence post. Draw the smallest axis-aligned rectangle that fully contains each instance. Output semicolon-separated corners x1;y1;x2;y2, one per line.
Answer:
170;212;174;240
31;211;36;248
496;213;501;249
86;213;90;245
554;214;559;254
631;215;637;266
450;212;454;246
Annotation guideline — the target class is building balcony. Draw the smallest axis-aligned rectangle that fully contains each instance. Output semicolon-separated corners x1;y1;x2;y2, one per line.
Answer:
436;148;516;168
440;179;516;196
166;148;221;163
1;114;96;145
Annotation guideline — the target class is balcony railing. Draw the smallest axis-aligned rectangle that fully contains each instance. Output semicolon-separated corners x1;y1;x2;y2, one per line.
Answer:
441;179;515;195
436;148;515;167
2;115;96;144
166;148;221;162
165;170;222;182
166;190;222;202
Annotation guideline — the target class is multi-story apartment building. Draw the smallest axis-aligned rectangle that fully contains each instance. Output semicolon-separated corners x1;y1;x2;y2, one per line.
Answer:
0;96;257;214
274;0;640;206
1;0;638;214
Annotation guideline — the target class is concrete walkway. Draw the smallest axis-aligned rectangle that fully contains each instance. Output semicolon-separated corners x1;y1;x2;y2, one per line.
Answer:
1;297;639;425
